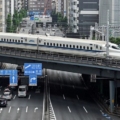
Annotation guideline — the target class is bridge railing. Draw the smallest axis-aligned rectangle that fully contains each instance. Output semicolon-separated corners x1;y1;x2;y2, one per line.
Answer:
0;47;120;69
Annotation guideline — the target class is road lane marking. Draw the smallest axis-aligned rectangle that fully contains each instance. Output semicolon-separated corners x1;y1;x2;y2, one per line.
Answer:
26;106;28;112
34;107;38;112
17;108;20;113
83;106;88;113
76;95;79;100
28;95;31;99
63;94;65;99
67;106;71;113
0;108;2;113
8;106;11;113
100;110;104;114
13;95;16;99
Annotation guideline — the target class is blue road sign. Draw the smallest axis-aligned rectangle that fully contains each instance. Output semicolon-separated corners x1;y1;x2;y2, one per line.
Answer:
29;75;37;86
24;63;42;75
30;16;34;20
9;75;18;86
0;70;17;76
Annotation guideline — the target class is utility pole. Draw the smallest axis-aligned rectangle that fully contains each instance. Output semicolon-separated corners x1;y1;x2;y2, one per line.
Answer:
106;10;109;58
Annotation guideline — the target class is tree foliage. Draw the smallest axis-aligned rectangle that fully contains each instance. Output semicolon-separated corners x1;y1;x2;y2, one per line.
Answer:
6;9;27;32
110;37;120;45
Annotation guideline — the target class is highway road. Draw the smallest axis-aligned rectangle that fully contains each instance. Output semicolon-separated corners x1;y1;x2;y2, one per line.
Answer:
0;80;44;120
49;83;120;120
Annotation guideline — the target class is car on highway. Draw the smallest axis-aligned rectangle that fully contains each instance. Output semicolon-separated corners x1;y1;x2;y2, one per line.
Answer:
2;91;13;100
0;98;7;107
18;85;28;97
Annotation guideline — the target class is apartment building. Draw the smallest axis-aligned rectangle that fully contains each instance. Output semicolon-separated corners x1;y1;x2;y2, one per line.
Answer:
99;0;120;37
68;0;99;38
28;0;52;13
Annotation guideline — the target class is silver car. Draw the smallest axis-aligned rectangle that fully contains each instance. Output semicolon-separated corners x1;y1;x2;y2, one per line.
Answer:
2;91;12;100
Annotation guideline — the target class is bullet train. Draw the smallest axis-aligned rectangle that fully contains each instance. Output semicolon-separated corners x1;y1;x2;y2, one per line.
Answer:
0;32;120;59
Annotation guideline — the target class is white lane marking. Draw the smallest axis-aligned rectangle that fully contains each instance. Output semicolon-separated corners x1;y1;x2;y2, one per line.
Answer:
17;108;20;113
63;94;65;99
8;106;11;113
76;95;79;100
13;95;16;100
100;110;104;114
67;106;71;113
34;107;38;112
0;108;2;113
28;94;31;99
83;106;88;113
26;106;28;112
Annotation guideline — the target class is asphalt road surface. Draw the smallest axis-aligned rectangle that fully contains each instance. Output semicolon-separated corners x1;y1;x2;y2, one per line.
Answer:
0;82;43;120
49;83;120;120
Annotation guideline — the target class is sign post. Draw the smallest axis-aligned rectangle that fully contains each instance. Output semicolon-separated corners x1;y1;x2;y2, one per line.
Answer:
24;63;42;86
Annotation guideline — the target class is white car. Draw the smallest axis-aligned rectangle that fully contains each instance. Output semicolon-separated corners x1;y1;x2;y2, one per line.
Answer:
2;91;12;100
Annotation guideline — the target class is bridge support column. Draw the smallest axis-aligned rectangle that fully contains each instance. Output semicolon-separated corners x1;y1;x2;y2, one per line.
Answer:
109;80;115;113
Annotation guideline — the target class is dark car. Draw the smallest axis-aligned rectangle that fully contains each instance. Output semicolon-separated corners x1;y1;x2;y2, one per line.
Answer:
0;98;7;107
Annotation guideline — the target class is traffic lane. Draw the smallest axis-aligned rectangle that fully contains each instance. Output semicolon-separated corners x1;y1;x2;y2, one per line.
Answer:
0;88;43;120
50;84;92;120
62;86;107;119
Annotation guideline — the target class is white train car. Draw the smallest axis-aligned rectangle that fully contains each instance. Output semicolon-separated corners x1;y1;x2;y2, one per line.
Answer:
0;32;119;59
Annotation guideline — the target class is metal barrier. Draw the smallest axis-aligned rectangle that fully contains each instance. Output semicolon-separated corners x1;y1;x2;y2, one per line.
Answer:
0;47;120;69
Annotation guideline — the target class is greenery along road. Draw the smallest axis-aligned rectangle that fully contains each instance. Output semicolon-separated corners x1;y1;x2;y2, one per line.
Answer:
6;9;27;33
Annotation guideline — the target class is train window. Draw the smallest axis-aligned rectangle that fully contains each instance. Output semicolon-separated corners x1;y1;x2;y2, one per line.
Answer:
44;42;46;45
53;43;55;46
1;38;3;41
83;46;85;49
73;45;75;48
63;44;65;47
25;39;27;42
18;40;20;42
60;44;62;47
66;44;68;47
80;46;82;49
15;40;17;42
4;39;6;41
13;40;14;42
70;45;71;48
10;39;11;42
77;46;78;49
96;45;98;49
87;47;89;50
57;44;58;47
47;43;49;46
7;39;8;42
21;40;23;43
100;46;102;50
90;47;92;50
50;43;52;46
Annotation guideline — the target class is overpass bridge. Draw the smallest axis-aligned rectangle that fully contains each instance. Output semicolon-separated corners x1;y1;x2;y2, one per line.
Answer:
0;47;119;79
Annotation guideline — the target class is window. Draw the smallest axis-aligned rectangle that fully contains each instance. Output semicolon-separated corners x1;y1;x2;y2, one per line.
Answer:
100;46;102;50
21;40;23;43
25;39;27;42
53;43;55;46
80;46;82;49
15;40;17;42
1;38;3;41
87;47;89;50
13;40;14;42
50;43;52;46
60;44;62;47
47;43;49;45
112;46;120;50
57;44;58;47
10;39;11;42
4;39;6;41
90;47;92;50
66;44;68;47
63;44;65;47
70;45;71;48
73;45;75;48
7;39;8;42
96;45;98;49
44;42;46;45
76;46;78;49
83;46;85;49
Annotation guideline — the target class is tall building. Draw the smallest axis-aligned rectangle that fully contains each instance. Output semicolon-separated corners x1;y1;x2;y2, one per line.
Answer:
68;0;99;38
28;0;52;13
99;0;120;37
55;0;61;13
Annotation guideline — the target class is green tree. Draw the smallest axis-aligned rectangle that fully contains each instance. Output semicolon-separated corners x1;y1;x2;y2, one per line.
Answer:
6;14;12;32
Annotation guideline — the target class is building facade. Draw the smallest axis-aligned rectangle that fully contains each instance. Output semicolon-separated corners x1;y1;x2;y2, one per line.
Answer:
68;0;99;38
99;0;120;37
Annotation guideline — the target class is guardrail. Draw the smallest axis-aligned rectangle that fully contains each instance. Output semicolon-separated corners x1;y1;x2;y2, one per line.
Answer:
0;47;120;69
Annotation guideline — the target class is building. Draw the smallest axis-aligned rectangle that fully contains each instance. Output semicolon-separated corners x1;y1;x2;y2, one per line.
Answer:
22;0;28;10
55;0;66;17
68;0;99;38
15;0;23;12
28;0;52;14
99;0;120;37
